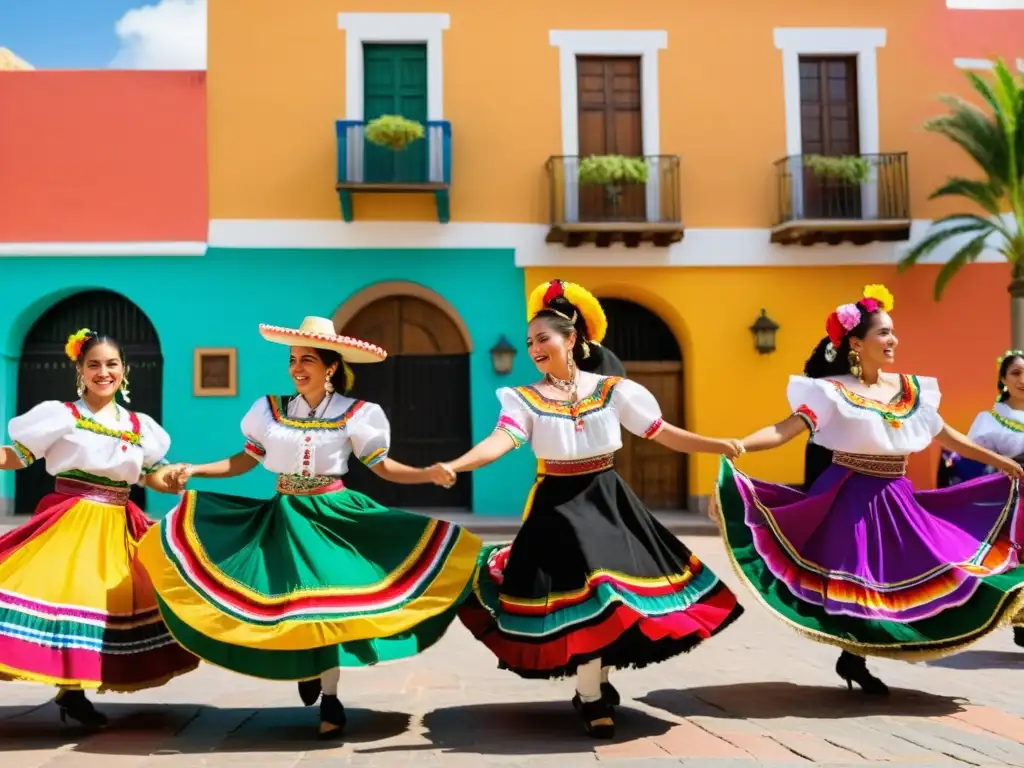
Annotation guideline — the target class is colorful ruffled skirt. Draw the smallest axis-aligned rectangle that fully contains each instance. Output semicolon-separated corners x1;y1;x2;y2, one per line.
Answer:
136;480;482;680
0;474;199;690
458;459;743;679
715;457;1024;660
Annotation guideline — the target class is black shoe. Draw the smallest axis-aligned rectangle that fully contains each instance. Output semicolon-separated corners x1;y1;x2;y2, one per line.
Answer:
55;690;108;728
835;651;889;696
601;681;621;707
318;694;346;739
298;678;322;706
572;693;615;739
1014;627;1024;648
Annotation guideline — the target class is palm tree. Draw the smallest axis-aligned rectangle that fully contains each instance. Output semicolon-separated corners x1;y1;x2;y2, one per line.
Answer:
898;59;1024;345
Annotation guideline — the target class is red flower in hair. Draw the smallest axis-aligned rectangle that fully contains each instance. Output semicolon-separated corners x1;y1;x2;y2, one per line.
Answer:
542;280;564;306
825;312;845;347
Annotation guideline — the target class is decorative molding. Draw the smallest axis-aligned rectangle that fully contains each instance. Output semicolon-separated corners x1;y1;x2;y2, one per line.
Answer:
193;347;238;397
954;57;1024;72
946;0;1024;8
337;13;450;121
0;241;206;257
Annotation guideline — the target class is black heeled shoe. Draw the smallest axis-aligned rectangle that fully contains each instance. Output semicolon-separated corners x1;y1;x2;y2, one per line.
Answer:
1013;627;1024;648
572;693;615;739
298;678;322;706
601;681;621;707
835;651;889;696
318;694;347;739
55;690;108;728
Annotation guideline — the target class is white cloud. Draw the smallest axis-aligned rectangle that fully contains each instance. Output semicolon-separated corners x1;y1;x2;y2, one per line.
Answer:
109;0;206;70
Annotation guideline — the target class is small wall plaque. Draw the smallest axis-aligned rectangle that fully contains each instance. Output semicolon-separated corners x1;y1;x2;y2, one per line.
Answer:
193;347;237;397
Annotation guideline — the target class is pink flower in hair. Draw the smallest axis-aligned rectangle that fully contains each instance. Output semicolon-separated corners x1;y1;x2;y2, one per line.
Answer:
835;303;862;332
860;297;881;314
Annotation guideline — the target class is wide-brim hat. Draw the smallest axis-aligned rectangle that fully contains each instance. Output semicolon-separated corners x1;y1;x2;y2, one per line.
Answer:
258;316;387;364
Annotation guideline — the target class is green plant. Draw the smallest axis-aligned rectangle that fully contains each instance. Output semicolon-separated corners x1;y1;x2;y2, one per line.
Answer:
803;154;871;184
577;155;648;186
898;59;1024;343
365;115;425;150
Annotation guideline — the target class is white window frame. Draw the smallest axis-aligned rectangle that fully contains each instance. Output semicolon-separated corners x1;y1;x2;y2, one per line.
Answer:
774;28;887;221
549;30;668;222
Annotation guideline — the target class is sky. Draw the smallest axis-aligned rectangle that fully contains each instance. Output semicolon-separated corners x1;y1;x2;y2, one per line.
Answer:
0;0;206;69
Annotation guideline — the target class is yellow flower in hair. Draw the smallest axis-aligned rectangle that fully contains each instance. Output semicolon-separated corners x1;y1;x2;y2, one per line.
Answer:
863;284;894;312
526;280;608;343
64;328;93;362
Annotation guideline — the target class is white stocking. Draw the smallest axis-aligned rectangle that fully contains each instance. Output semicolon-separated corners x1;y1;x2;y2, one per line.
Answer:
320;667;340;696
575;658;602;703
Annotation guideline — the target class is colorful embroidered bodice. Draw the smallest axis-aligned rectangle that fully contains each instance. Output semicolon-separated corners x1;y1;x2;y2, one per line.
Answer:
967;402;1024;458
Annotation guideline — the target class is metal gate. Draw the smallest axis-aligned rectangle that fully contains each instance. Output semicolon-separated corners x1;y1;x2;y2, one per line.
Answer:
15;291;163;514
344;354;473;509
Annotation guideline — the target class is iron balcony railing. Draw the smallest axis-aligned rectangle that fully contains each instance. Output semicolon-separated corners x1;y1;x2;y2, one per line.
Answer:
336;119;451;187
546;155;682;227
773;152;910;226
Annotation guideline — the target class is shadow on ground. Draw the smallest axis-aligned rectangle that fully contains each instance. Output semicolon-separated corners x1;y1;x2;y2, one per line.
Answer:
641;681;967;720
0;703;410;754
925;649;1024;671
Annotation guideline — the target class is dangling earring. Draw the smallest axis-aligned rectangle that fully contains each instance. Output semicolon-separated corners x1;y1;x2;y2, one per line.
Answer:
120;368;131;404
324;369;335;394
75;370;85;398
848;350;863;382
566;350;577;380
581;341;591;359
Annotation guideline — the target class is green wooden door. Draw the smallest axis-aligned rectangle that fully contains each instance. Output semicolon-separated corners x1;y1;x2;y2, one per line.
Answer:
363;44;428;184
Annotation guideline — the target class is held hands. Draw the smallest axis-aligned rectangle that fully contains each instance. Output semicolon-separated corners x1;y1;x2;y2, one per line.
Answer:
428;462;457;489
148;463;192;494
720;439;746;461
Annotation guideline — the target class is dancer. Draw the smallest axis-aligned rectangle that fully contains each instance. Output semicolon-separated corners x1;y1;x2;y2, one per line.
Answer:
0;329;197;726
443;280;745;739
714;285;1024;695
137;316;480;739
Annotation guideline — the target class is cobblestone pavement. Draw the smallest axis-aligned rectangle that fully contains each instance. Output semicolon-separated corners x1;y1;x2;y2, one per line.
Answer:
4;534;1024;767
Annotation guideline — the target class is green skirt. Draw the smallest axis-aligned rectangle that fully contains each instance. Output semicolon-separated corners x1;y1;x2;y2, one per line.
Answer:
137;487;482;680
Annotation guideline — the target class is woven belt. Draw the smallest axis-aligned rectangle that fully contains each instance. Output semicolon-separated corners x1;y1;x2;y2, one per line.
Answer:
276;474;345;496
832;451;908;479
54;477;131;505
538;454;614;477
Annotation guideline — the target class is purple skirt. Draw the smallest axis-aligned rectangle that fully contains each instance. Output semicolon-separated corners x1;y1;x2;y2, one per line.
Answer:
716;458;1024;659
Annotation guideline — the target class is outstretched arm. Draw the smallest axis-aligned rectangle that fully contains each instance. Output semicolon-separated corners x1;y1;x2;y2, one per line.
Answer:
937;424;1023;477
446;432;517;473
0;447;25;471
183;452;260;480
371;457;448;485
738;414;809;453
653;423;742;458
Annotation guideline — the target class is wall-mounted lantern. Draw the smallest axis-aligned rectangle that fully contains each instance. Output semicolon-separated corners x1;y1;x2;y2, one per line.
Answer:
490;335;517;375
750;309;780;355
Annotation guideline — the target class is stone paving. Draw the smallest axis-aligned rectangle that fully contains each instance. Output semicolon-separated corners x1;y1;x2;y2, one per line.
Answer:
4;534;1024;767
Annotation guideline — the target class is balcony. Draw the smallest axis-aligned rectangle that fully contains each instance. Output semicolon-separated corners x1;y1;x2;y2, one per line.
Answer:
771;153;911;245
335;120;452;223
546;155;684;247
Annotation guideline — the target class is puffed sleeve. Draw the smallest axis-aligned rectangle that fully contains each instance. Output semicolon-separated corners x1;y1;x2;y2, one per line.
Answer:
347;402;391;467
494;387;532;448
135;412;171;475
914;376;945;437
611;379;665;438
241;397;270;463
7;401;76;467
786;376;839;436
966;410;998;451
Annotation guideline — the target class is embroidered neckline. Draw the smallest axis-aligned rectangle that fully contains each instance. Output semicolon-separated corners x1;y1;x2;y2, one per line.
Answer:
513;376;621;420
267;395;363;430
825;374;921;423
990;407;1024;434
65;402;142;444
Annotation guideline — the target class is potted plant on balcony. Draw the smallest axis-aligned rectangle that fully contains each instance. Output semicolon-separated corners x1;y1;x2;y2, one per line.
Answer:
365;115;425;151
577;155;648;216
803;154;871;185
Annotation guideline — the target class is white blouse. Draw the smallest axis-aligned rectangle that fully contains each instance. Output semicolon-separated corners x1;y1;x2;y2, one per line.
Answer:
8;400;170;484
241;394;390;477
788;374;944;456
493;372;664;460
967;402;1024;458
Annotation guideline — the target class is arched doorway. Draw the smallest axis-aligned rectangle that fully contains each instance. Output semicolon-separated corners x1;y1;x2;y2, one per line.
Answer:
601;298;686;510
340;294;472;510
16;291;163;515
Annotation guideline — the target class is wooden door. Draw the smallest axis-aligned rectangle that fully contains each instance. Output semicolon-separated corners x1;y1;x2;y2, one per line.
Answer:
16;291;163;514
601;299;686;510
576;56;645;221
341;296;472;510
363;44;428;184
799;56;861;218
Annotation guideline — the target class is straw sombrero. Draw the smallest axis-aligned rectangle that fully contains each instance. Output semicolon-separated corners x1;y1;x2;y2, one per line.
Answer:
258;317;387;364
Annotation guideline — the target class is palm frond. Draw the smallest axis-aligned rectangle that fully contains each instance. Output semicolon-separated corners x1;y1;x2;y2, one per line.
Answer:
927;100;1009;185
929;177;1003;216
898;221;992;271
931;212;1013;240
934;232;990;300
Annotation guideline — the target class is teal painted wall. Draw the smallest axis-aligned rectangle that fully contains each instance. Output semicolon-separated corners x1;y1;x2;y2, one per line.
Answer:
0;247;535;515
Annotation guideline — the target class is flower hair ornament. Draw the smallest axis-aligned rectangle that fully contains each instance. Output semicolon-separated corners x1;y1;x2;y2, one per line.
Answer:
823;284;895;362
65;328;95;362
527;279;608;353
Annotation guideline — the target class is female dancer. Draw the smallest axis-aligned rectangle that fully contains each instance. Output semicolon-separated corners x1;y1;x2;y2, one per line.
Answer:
714;285;1024;695
0;329;197;726
443;280;745;739
138;316;479;739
